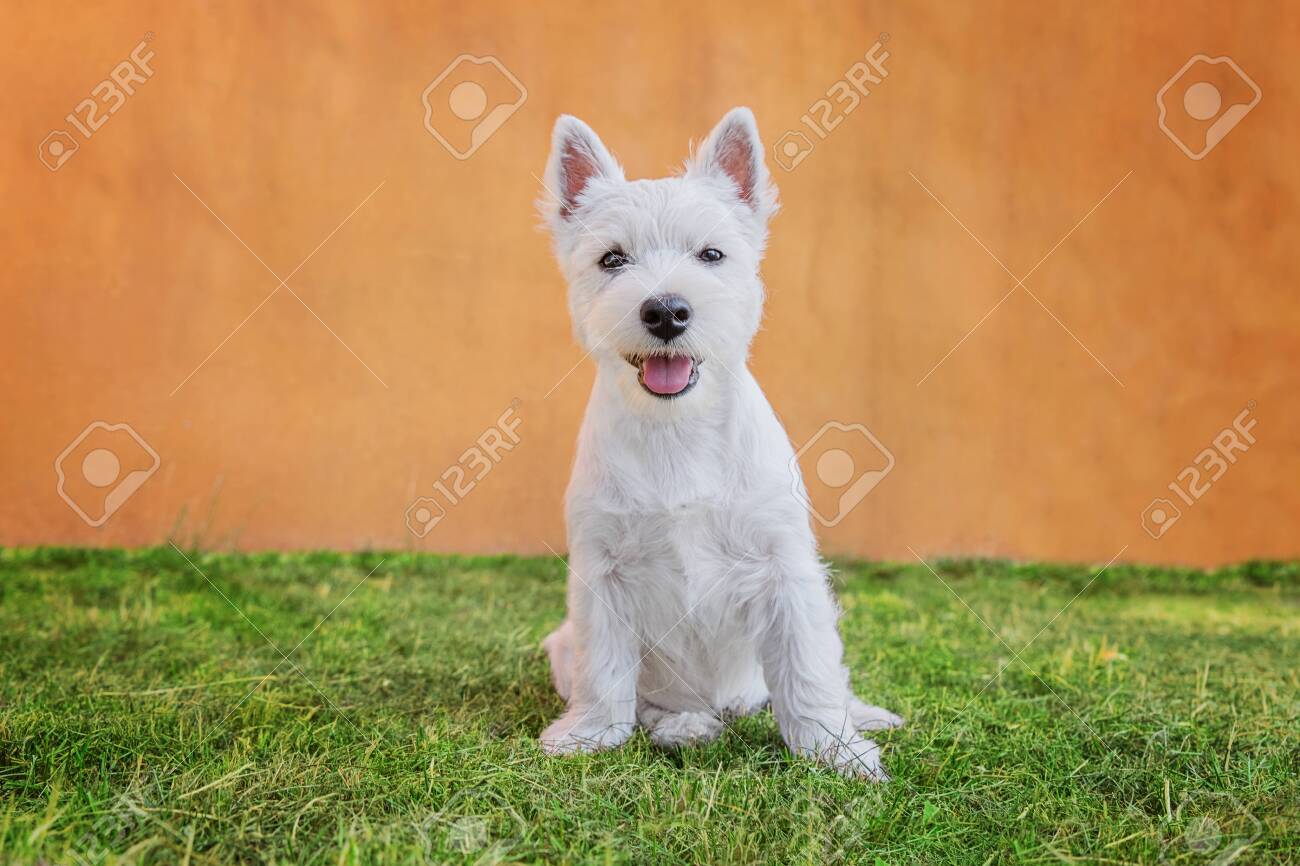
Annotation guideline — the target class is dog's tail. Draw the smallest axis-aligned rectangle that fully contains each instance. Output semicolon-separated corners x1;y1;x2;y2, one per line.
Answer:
541;620;575;702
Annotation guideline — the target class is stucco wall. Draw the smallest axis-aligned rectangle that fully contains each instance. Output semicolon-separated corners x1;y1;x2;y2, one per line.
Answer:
4;1;1296;565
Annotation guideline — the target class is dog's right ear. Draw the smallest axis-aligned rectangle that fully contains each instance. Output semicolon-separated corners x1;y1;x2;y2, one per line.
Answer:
541;115;624;228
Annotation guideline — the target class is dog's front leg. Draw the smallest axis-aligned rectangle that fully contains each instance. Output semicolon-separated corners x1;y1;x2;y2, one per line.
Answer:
759;556;888;781
540;558;639;755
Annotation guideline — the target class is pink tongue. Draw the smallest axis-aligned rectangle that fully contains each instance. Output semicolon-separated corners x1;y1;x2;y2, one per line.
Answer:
642;355;693;394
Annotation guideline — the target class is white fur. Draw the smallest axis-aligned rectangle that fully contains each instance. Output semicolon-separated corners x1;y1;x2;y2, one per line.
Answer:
538;108;902;780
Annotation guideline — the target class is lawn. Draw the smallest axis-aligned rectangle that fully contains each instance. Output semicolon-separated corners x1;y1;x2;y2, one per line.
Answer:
1;547;1296;865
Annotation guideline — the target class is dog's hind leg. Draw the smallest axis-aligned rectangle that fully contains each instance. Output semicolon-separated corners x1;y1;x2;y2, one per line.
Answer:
541;620;575;702
718;666;771;721
849;696;905;731
638;702;725;748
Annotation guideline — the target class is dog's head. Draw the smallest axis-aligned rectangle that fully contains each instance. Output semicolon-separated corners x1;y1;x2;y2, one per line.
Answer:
540;108;777;411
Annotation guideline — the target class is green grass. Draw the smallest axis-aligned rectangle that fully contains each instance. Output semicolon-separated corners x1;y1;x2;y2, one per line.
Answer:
1;547;1297;865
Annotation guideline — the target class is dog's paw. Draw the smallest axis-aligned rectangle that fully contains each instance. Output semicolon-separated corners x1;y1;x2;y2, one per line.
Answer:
849;697;905;731
718;696;770;722
539;710;634;756
785;718;890;782
647;711;724;748
808;733;889;781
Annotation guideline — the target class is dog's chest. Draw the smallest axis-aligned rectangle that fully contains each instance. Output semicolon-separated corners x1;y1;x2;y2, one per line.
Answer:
596;500;751;624
570;405;775;623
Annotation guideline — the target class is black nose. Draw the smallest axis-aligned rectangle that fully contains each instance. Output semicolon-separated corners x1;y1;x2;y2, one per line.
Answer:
640;294;692;342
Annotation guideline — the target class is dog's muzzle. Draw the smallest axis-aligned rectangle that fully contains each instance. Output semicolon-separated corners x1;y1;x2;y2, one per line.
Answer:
631;294;698;397
640;294;692;342
625;353;701;398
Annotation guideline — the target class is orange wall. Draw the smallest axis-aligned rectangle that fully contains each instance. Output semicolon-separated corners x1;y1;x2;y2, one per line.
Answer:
3;1;1297;566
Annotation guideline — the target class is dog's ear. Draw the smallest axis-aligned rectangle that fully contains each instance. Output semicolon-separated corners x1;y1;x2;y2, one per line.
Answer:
688;107;777;221
542;115;624;226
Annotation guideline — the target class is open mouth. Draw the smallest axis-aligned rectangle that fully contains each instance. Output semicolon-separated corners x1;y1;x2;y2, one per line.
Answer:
624;353;701;398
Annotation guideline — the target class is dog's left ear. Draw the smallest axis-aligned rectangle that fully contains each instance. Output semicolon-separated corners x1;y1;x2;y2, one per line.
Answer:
688;107;777;222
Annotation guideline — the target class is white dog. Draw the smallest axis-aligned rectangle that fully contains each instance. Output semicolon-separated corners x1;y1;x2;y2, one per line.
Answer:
538;107;902;779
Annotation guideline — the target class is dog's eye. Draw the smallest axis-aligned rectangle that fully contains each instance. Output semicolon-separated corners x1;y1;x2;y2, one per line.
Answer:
599;250;630;270
698;248;724;263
